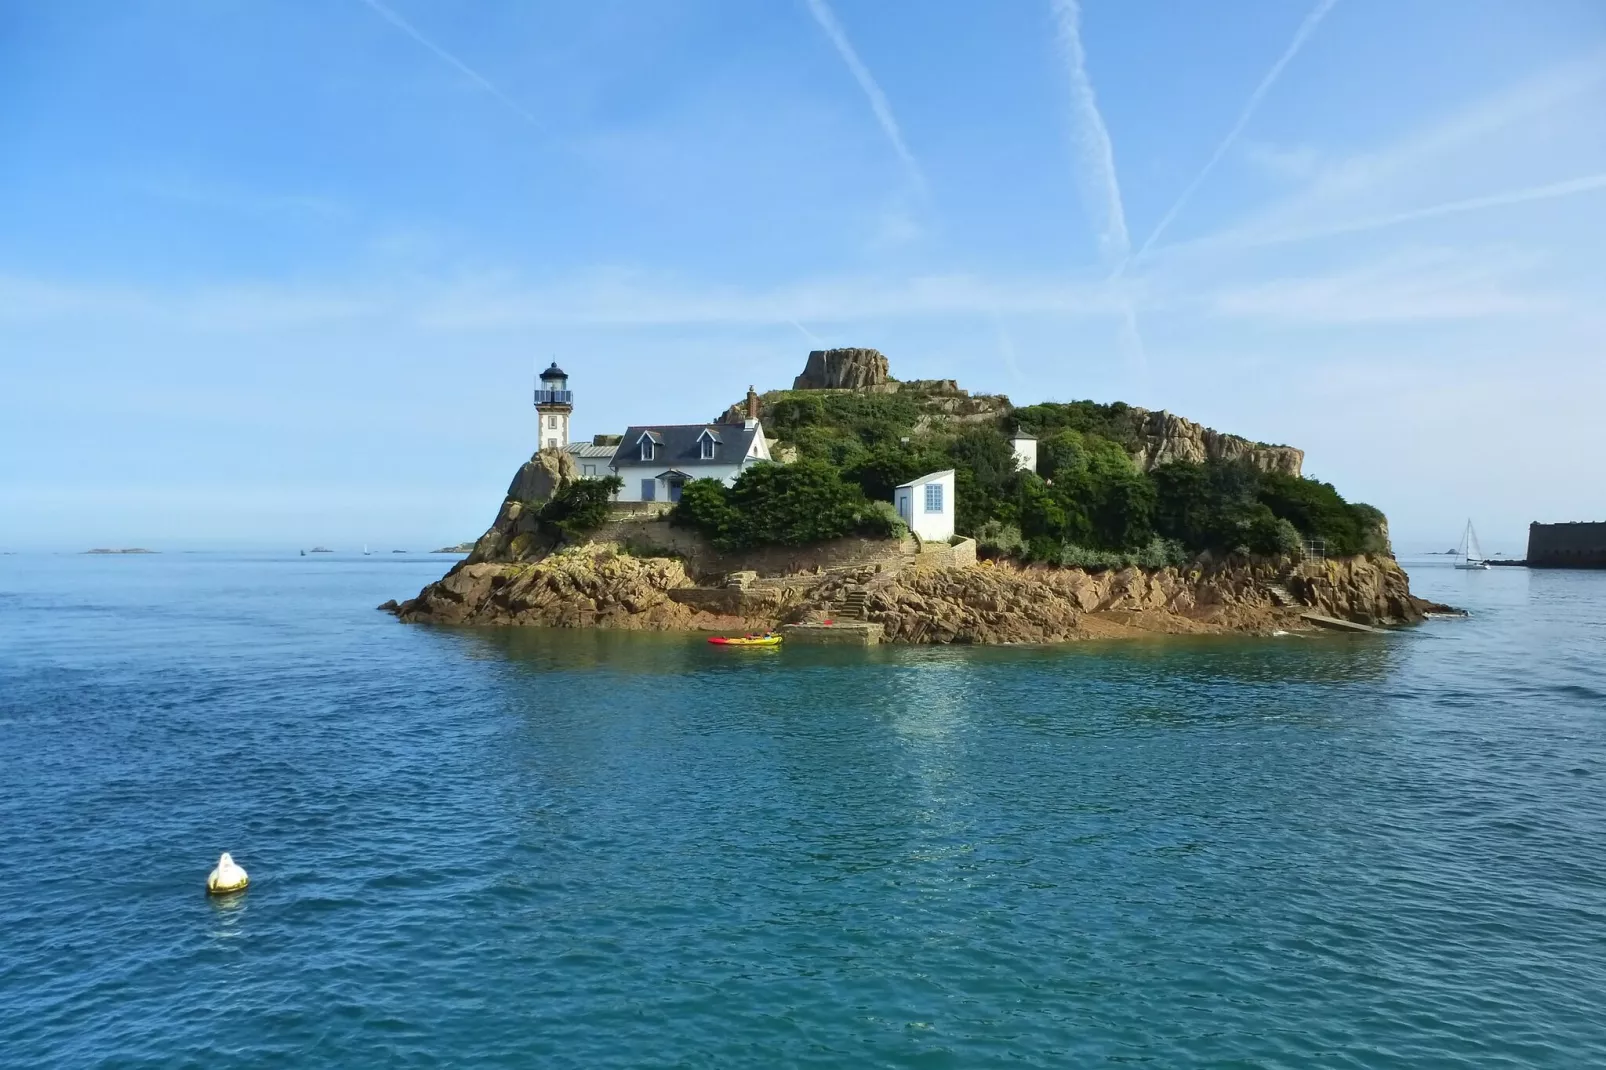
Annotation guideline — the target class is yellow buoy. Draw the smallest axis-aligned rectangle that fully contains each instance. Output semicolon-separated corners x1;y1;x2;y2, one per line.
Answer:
206;852;249;895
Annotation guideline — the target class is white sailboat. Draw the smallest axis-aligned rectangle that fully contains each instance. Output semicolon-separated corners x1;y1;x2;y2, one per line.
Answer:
363;544;372;556
1455;519;1489;570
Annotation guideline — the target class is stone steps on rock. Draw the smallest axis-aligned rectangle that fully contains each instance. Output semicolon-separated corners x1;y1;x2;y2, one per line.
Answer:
1265;581;1299;608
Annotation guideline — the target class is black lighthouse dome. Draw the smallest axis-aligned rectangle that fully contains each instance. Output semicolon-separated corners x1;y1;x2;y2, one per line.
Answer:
539;362;568;382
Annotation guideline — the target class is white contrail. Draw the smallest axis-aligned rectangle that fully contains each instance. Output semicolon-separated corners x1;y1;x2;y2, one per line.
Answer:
357;0;540;127
1051;0;1147;376
1051;0;1132;268
1214;171;1606;250
789;318;826;347
803;0;925;190
1130;0;1340;265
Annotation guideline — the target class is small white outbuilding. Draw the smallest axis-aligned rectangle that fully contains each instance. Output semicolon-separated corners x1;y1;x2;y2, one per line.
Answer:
893;469;955;543
1009;430;1038;474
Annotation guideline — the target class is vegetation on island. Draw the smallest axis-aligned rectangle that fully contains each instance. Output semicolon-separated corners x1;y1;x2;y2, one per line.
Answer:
668;388;1387;567
537;475;624;541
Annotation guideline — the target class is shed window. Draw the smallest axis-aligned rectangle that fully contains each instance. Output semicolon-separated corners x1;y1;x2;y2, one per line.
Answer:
924;483;943;513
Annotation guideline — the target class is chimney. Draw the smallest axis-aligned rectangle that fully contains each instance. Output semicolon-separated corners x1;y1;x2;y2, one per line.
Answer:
744;385;760;429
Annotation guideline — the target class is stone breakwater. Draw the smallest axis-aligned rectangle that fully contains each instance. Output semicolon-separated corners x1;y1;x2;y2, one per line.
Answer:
387;543;1448;644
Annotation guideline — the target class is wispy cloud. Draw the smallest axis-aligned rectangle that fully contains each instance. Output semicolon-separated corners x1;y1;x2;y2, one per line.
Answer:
133;175;347;219
1132;0;1340;262
0;269;1128;334
1208;247;1560;324
802;0;925;191
1167;49;1606;256
356;0;540;127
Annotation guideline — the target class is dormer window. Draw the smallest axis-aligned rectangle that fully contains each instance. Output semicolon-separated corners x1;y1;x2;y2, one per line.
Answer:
640;440;654;462
696;428;721;460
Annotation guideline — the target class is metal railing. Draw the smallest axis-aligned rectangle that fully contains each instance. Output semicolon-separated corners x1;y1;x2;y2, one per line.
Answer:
533;389;573;406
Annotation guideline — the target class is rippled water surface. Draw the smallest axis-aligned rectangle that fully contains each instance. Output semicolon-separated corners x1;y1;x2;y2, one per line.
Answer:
2;552;1604;1067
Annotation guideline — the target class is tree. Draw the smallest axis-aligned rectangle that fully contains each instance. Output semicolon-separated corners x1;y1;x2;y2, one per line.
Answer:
667;461;870;550
670;478;739;544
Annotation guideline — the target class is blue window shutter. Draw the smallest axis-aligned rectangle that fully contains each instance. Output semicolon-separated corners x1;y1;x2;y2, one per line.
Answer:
641;479;655;502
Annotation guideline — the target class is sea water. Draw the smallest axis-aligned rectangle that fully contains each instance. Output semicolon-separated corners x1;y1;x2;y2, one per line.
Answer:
1;552;1603;1067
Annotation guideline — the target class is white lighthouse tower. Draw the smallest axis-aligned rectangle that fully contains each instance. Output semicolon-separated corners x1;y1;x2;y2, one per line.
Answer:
534;361;573;450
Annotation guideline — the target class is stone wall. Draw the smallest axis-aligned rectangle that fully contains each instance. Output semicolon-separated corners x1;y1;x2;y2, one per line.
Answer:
909;536;977;569
1528;521;1606;568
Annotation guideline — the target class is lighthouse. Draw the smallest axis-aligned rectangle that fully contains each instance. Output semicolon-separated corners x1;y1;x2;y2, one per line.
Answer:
534;361;573;450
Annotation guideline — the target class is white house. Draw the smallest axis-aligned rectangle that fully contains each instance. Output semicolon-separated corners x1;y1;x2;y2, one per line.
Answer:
609;418;772;502
893;469;955;543
1009;430;1038;474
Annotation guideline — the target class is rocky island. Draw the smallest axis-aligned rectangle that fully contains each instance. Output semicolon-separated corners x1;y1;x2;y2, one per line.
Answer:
389;349;1450;643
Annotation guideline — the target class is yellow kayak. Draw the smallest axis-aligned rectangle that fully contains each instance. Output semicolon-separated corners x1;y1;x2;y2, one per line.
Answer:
708;634;782;647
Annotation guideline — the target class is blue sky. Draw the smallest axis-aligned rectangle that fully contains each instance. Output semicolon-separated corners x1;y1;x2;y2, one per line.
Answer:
3;0;1603;552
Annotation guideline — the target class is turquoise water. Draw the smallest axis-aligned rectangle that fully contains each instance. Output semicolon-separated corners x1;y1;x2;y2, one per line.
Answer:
2;553;1603;1067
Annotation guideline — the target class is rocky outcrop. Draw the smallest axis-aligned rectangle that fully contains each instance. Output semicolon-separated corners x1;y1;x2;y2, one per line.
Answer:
506;447;577;503
463;447;578;564
393;546;769;631
1289;555;1438;627
787;553;1439;644
793;347;891;390
394;535;1449;642
1129;409;1303;476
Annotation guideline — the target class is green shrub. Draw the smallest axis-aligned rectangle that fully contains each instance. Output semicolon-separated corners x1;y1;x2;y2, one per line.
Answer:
1058;536;1187;571
975;519;1025;558
856;500;908;540
670;478;740;541
537;475;623;542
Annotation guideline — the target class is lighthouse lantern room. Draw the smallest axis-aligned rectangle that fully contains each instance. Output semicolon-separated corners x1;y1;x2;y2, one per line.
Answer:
534;362;573;450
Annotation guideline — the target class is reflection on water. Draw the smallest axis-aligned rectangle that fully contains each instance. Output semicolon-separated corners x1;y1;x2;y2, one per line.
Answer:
4;551;1605;1066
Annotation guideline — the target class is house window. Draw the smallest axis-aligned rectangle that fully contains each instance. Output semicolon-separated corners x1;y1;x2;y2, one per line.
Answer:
640;479;656;502
700;437;715;459
639;440;654;461
582;464;596;477
924;483;943;513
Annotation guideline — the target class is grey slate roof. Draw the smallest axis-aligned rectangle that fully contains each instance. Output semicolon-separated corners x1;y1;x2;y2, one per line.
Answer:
565;442;617;460
612;422;762;470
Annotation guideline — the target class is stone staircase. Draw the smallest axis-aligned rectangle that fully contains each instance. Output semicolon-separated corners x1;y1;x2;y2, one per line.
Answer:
836;585;871;621
1265;579;1300;608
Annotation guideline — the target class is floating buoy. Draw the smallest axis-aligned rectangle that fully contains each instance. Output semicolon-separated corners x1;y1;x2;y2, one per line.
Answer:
206;852;249;895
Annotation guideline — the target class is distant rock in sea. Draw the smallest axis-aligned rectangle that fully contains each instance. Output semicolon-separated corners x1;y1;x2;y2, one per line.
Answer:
431;543;475;554
84;548;157;554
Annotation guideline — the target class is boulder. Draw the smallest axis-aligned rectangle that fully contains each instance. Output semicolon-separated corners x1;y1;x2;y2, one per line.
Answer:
507;447;578;503
793;347;891;390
